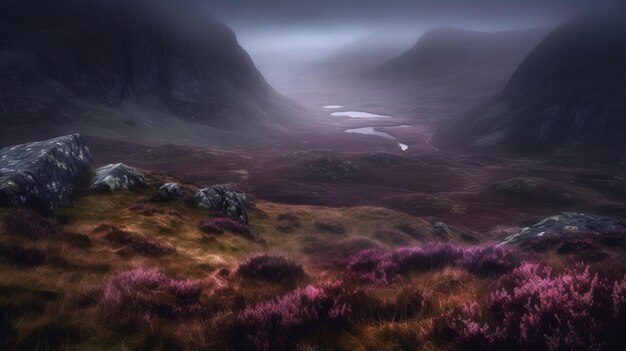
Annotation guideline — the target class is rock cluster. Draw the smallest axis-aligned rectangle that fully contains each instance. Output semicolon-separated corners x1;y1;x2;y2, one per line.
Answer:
0;134;91;213
501;212;626;245
194;186;248;224
90;163;145;191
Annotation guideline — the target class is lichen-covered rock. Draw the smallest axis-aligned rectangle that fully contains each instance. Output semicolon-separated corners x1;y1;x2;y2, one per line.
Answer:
90;163;145;191
152;183;184;202
194;186;248;224
501;212;626;245
433;222;452;236
0;134;92;213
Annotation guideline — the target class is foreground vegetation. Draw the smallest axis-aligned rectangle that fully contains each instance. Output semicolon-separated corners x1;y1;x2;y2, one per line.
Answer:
1;173;625;350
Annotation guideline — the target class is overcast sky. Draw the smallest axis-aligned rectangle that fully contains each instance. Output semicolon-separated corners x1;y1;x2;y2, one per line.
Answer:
202;0;622;53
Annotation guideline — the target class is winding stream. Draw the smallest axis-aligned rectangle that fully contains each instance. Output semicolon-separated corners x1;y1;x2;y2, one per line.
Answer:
326;106;408;151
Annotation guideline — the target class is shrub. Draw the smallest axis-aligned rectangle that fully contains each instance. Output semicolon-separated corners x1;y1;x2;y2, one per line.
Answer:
59;231;92;249
237;255;305;283
0;244;46;266
347;243;518;284
599;229;626;247
4;209;54;239
100;268;203;328
102;227;174;256
119;240;175;257
128;203;161;216
199;218;255;240
198;220;224;234
227;280;350;351
457;244;521;275
347;249;394;284
393;242;462;273
314;220;346;234
276;212;300;233
441;263;626;350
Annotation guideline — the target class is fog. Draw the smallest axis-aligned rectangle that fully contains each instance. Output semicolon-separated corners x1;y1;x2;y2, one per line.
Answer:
206;0;619;54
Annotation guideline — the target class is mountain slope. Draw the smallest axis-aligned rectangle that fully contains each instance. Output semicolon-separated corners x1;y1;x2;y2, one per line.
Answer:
432;11;626;153
376;27;547;82
0;0;298;147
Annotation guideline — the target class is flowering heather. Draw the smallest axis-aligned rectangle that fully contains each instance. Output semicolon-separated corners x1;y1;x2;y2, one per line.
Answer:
100;268;202;327
199;217;254;240
457;244;521;274
4;209;54;238
237;255;305;283
347;243;519;284
442;263;626;350
227;281;350;351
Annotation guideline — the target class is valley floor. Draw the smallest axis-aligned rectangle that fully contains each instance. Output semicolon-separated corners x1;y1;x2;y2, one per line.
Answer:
2;63;626;351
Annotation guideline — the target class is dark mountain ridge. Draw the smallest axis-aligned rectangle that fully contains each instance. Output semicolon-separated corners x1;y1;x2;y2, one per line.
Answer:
0;0;298;146
376;27;547;81
432;11;626;153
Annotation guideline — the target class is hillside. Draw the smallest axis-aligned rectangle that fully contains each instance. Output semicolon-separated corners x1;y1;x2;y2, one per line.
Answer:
0;0;299;147
377;27;546;82
432;11;626;153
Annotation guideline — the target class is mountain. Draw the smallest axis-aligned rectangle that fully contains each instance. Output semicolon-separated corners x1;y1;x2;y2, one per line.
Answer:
0;0;298;147
320;32;414;74
376;27;547;82
432;11;626;153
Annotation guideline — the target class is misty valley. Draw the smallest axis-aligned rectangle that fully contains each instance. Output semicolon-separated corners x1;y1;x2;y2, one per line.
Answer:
1;0;626;350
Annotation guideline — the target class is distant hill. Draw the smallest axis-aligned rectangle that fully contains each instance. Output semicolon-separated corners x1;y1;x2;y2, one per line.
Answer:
432;11;626;153
0;0;298;147
320;32;414;74
375;27;547;82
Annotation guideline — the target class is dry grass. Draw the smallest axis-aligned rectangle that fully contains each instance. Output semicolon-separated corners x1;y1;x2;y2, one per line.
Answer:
1;172;625;350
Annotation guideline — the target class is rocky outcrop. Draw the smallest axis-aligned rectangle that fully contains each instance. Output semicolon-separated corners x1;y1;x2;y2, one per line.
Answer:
0;134;91;213
194;186;248;224
152;183;184;202
501;212;626;245
90;163;145;191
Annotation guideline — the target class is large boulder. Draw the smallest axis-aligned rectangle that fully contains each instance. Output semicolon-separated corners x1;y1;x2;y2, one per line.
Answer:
501;212;626;245
0;134;91;213
90;163;145;191
152;183;184;202
194;186;248;224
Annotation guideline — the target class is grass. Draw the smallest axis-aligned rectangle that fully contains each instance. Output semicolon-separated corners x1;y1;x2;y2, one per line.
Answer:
1;171;625;350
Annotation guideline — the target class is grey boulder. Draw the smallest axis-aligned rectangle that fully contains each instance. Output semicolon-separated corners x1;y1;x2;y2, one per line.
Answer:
433;221;452;236
0;134;92;213
194;185;248;224
153;183;184;201
91;163;145;191
501;212;626;245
